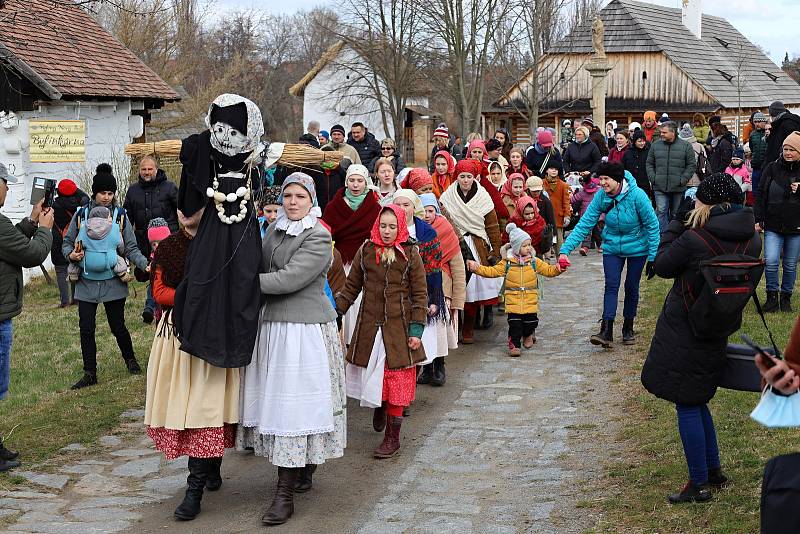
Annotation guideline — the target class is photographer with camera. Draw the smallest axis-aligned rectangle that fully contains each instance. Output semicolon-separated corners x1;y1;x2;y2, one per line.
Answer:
0;162;54;472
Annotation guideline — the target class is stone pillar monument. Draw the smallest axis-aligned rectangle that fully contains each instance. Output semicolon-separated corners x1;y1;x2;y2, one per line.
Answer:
585;17;612;128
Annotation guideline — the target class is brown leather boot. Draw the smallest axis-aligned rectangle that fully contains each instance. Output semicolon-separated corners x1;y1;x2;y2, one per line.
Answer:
462;309;476;344
374;415;402;459
261;467;300;526
373;403;386;432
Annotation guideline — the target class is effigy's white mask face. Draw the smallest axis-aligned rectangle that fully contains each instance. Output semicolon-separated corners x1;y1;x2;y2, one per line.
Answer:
210;121;251;156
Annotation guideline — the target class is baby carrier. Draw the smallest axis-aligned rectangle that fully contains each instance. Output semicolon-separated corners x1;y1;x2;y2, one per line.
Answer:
75;207;123;281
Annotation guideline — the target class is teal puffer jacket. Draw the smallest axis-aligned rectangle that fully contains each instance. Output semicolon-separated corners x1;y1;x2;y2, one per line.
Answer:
561;171;661;260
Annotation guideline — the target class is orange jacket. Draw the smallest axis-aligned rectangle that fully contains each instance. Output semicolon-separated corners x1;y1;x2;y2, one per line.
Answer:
543;178;571;227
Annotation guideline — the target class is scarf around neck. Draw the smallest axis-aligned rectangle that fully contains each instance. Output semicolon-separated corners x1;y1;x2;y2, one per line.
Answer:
439;179;495;246
344;188;368;211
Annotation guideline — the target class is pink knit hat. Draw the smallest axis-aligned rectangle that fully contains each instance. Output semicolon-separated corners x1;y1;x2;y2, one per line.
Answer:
147;217;171;242
537;130;554;148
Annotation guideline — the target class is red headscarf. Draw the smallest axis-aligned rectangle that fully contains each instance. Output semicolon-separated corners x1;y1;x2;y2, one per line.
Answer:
500;172;526;198
454;158;479;178
369;205;409;264
510;195;545;250
400;167;433;192
468;139;486;156
432;150;456;196
434;150;455;175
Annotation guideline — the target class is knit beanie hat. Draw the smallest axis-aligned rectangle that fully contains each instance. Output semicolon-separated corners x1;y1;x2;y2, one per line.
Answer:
57;178;78;196
643;111;657;122
708;115;722;126
562;119;571;126
505;223;531;256
261;185;281;206
433;125;449;138
753;112;768;123
732;147;745;159
582;117;594;127
330;124;345;136
319;130;330;141
769;101;788;118
92;163;117;195
298;133;320;149
628;121;641;132
526;175;543;191
147;217;171;242
596;161;624;182
782;131;800;154
696;173;743;205
659;113;671;123
678;124;694;140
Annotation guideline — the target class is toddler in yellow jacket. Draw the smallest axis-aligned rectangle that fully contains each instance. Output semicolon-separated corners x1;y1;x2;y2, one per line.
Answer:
467;223;565;356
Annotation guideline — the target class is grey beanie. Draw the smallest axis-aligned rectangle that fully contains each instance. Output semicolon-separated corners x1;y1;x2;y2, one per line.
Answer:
769;101;787;117
753;111;768;123
505;223;531;256
678;124;695;140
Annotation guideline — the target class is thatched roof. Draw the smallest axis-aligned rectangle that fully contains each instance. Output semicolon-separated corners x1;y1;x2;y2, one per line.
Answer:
289;41;345;97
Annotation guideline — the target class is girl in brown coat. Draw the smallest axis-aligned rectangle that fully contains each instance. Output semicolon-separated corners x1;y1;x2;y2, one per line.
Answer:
335;205;428;459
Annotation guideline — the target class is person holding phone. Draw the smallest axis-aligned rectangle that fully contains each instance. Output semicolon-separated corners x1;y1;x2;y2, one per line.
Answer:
0;163;53;471
640;173;760;504
756;315;800;395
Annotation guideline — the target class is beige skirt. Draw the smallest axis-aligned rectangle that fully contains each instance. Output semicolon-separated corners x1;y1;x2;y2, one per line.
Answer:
144;312;239;430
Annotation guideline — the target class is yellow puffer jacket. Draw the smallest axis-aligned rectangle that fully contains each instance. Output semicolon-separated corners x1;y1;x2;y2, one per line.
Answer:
474;248;561;314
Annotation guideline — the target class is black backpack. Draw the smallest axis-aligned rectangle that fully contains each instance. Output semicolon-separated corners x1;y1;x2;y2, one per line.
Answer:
685;228;763;340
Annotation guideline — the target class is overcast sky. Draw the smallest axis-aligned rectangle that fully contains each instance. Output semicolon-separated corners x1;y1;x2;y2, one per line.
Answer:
219;0;799;65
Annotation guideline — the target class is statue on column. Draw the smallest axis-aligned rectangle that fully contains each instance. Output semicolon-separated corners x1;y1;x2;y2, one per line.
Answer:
592;16;606;58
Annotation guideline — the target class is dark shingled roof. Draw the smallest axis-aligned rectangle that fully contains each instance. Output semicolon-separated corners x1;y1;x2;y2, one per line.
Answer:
548;0;800;109
0;0;179;102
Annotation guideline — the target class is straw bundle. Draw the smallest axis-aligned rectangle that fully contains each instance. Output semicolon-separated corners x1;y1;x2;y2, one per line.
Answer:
124;140;343;167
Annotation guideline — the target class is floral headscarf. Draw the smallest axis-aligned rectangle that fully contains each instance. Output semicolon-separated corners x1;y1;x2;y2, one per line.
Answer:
369;205;409;264
400;168;433;192
204;93;265;161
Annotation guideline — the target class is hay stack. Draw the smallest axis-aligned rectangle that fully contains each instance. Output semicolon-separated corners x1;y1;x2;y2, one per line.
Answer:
125;140;343;167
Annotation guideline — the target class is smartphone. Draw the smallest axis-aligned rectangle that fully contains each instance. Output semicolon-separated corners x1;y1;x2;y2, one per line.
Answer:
74;240;83;254
741;334;782;372
30;177;57;207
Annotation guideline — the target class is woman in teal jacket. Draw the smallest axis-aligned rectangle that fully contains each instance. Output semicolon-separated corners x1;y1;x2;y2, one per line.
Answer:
559;162;660;347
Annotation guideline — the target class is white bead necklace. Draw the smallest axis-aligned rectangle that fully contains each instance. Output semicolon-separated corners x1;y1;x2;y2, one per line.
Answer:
206;170;251;224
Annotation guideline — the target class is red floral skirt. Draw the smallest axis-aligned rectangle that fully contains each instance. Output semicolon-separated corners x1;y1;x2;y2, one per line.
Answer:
382;367;417;407
146;423;237;460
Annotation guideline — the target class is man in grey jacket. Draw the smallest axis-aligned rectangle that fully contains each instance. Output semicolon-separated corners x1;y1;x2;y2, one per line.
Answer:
646;121;696;230
0;163;53;471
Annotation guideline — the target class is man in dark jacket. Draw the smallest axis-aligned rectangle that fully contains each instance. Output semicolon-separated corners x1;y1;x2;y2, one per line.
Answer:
347;122;381;165
765;101;800;166
123;156;178;323
51;179;89;307
646;121;696;230
0;162;53;471
749;112;768;197
708;119;735;174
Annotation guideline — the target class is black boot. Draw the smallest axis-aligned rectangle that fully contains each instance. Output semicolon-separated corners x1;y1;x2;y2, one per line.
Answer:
71;372;97;390
590;319;614;348
205;457;222;491
707;467;729;489
416;364;433;385
373;403;386;432
0;438;19;461
430;357;446;387
668;481;712;504
481;305;494;329
622;317;635;345
780;292;793;313
295;464;317;493
0;459;20;472
764;290;780;312
174;457;207;521
262;467;299;525
125;357;142;375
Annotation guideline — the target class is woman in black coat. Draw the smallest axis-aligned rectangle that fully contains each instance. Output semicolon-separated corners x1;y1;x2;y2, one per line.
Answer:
622;130;654;202
641;174;760;504
562;127;601;175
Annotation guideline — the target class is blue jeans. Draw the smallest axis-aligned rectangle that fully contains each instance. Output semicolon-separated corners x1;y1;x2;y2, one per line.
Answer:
602;255;647;320
764;231;800;294
752;169;762;199
654;191;684;231
0;319;11;401
676;404;721;485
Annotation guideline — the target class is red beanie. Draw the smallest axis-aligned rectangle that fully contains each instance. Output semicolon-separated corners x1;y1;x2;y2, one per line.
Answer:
57;179;77;196
537;130;553;148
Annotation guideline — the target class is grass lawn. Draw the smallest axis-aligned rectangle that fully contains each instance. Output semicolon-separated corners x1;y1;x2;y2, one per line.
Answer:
0;276;153;477
593;276;800;533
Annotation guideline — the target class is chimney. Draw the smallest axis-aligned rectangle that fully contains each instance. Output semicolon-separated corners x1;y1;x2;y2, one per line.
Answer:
681;0;702;39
